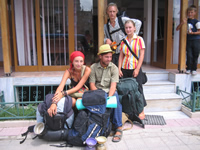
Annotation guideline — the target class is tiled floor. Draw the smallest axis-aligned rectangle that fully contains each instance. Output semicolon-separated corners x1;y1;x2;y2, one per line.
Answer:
1;64;200;78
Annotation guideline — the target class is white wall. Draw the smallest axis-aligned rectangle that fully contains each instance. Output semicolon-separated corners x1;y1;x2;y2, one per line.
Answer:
143;0;152;64
0;76;71;102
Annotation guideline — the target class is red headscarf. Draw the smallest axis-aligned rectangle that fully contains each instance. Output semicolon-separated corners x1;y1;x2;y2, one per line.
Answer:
69;51;85;70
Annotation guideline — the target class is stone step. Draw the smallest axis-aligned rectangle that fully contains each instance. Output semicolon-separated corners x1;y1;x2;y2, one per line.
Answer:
144;93;182;112
145;70;169;81
143;80;175;94
144;110;189;119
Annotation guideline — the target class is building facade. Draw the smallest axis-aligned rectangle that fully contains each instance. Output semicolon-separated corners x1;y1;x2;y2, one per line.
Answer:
0;0;200;107
0;0;200;74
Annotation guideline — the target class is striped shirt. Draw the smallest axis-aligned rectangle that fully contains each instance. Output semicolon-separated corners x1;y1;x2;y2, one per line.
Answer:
120;34;145;69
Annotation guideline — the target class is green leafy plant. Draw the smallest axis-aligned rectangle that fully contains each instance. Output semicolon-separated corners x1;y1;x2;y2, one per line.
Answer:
0;104;37;118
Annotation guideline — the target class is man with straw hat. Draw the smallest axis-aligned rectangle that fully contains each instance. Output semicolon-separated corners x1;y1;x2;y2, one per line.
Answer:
89;44;123;142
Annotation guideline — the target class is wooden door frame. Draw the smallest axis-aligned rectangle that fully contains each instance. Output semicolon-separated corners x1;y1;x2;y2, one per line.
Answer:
0;0;12;74
12;0;73;72
166;0;200;69
165;0;176;69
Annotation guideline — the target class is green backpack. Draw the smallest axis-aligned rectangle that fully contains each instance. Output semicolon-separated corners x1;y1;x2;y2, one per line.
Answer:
117;77;144;117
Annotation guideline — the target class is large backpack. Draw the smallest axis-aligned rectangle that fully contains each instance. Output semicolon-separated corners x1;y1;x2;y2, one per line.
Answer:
67;89;112;146
117;77;144;127
20;94;74;144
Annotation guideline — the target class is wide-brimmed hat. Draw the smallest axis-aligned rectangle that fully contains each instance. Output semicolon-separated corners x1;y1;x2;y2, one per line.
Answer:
97;44;113;55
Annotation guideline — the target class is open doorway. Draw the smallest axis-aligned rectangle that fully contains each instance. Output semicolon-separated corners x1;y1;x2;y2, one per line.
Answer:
107;0;144;37
151;0;166;68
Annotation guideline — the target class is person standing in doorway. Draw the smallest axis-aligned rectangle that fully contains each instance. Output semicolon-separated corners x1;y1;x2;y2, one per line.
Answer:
104;2;142;66
176;5;200;75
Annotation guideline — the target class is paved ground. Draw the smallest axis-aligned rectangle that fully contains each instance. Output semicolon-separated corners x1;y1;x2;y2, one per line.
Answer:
0;111;200;150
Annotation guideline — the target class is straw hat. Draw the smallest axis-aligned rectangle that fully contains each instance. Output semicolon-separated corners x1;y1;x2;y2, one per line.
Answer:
98;44;113;55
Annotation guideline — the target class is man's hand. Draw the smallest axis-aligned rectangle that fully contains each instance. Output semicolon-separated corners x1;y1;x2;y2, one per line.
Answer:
47;104;57;117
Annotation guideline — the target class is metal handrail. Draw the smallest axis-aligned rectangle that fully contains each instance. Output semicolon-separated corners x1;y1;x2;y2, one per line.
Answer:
176;86;200;112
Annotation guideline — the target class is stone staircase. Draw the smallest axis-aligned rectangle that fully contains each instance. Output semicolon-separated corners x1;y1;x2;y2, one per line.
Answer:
143;70;182;113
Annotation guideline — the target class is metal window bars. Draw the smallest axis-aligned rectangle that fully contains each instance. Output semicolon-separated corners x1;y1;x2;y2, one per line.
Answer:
0;84;68;120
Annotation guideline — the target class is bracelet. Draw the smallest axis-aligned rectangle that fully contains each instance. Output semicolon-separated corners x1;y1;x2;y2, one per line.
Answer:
61;90;67;96
51;101;57;105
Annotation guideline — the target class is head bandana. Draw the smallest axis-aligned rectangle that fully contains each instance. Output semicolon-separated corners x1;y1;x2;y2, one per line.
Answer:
69;51;85;70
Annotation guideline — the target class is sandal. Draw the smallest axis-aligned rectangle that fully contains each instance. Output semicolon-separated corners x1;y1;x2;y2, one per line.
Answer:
112;129;123;142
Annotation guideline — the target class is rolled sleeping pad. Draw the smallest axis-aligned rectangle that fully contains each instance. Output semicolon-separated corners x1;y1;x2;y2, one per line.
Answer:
76;96;117;110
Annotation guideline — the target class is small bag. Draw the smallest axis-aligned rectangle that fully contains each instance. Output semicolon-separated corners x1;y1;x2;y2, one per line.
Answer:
44;112;69;131
142;72;147;84
139;68;147;84
69;87;88;98
82;89;107;114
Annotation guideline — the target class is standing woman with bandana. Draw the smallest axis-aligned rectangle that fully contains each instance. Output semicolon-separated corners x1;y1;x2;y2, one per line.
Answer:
37;51;91;128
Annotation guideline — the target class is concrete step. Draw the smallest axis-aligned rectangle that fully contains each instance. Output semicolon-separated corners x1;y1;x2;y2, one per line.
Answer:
143;80;175;94
144;93;182;112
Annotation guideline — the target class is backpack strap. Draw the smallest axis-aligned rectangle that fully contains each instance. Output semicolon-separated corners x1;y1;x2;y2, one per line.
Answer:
118;16;126;35
20;125;35;144
122;112;133;131
122;37;139;60
81;65;89;90
50;142;73;147
81;65;86;77
106;16;126;42
106;20;113;42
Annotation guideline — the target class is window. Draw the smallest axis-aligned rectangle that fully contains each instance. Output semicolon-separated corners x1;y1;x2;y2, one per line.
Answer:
14;0;37;66
74;0;96;65
40;0;69;66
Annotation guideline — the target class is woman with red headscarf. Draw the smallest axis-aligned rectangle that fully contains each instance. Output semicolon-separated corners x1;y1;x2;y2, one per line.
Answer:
36;51;91;130
48;51;91;117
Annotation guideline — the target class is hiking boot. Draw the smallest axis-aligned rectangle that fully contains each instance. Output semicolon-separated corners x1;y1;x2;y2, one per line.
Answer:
185;70;191;74
192;71;197;75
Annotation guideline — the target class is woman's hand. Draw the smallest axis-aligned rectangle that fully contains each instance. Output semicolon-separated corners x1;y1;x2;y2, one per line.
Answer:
47;104;57;117
106;39;112;45
52;91;63;103
133;68;140;78
119;69;123;78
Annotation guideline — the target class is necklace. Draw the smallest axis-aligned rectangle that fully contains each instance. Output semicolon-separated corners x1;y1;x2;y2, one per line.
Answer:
71;69;81;82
